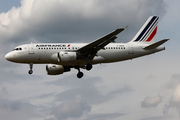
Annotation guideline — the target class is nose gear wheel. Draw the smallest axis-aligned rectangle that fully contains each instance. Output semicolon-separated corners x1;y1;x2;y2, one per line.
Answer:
28;63;33;75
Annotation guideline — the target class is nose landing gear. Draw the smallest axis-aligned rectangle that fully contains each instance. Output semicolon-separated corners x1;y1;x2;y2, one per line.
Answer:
28;63;33;74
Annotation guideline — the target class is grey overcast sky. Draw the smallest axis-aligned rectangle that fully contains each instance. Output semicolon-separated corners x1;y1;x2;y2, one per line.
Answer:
0;0;180;120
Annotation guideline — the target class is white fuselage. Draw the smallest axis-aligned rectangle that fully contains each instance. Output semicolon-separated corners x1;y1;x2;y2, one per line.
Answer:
5;42;165;66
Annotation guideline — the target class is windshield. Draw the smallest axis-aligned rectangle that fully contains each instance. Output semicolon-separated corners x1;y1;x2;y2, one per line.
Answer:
12;48;22;51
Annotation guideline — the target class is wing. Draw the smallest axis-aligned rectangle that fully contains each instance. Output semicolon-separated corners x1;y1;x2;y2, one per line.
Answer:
77;27;126;60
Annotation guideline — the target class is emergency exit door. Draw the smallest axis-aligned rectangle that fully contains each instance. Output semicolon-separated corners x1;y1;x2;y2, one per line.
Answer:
28;44;34;54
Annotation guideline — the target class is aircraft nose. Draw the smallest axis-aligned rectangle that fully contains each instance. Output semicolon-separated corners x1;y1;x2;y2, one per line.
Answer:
5;52;13;61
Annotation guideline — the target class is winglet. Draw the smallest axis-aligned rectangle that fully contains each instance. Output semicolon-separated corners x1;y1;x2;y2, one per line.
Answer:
124;25;128;30
143;39;169;50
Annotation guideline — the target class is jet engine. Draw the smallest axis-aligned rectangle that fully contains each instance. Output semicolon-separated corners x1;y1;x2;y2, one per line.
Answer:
51;52;77;62
46;64;70;75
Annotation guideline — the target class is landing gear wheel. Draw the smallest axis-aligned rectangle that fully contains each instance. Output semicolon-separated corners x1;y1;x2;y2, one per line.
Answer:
28;70;33;74
28;63;33;75
74;66;84;78
86;63;92;71
77;72;84;78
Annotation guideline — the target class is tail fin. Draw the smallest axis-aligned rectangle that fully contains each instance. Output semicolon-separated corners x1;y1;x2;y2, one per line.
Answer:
130;16;159;43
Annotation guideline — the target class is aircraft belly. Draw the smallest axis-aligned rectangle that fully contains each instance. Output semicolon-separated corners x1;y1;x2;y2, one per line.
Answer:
96;49;129;63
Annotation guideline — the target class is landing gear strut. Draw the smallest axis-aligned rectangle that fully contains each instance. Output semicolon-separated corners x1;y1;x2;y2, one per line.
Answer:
28;63;33;74
75;66;84;79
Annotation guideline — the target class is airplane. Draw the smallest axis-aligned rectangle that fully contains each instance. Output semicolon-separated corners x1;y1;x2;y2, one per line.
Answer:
5;16;169;78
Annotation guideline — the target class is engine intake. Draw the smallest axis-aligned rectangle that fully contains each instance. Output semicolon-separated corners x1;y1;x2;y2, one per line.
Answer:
46;64;70;75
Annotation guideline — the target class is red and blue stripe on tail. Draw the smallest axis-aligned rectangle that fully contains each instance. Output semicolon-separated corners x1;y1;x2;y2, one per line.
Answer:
131;16;159;43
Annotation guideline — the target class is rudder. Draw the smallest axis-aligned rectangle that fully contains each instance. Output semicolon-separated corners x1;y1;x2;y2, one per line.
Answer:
130;16;159;44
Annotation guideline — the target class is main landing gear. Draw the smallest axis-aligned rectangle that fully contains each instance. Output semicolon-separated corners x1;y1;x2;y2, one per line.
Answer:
75;63;93;79
77;69;84;78
86;63;92;71
75;66;84;78
28;63;33;74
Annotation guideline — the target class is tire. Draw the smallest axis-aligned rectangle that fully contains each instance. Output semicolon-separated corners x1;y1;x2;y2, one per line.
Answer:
86;63;92;71
28;70;33;74
77;72;83;78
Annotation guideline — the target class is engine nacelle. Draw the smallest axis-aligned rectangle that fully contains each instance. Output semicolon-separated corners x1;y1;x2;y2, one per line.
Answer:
51;52;77;62
46;64;70;75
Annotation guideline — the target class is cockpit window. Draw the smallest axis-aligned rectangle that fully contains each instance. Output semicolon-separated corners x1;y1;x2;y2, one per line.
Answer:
12;48;22;51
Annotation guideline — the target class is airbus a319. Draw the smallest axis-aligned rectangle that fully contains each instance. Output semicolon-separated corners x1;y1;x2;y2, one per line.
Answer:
5;16;169;78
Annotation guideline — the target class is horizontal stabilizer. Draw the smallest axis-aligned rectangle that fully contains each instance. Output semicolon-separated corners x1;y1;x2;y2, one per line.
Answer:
143;39;169;49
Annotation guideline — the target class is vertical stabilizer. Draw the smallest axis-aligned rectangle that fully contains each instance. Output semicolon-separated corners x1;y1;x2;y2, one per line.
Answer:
130;16;159;44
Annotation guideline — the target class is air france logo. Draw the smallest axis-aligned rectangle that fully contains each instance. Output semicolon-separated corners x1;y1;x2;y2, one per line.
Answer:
36;44;67;47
